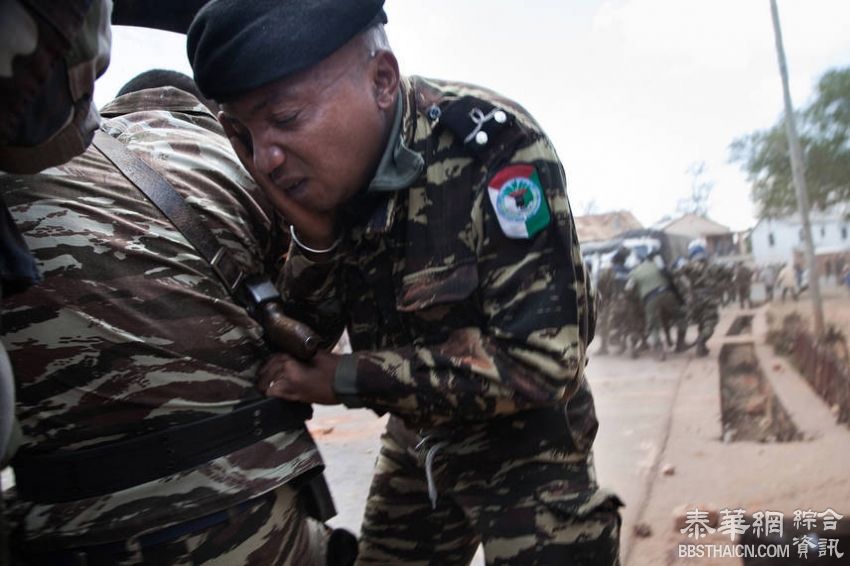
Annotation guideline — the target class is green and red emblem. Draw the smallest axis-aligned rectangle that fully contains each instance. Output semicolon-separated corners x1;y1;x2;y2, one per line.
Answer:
487;164;551;239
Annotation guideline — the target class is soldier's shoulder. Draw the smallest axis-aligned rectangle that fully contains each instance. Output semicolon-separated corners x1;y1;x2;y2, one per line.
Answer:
410;76;548;159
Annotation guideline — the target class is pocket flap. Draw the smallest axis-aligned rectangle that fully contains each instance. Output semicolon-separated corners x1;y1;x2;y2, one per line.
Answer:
535;486;624;519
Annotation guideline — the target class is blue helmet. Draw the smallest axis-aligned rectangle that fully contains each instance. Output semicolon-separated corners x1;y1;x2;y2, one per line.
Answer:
688;243;707;260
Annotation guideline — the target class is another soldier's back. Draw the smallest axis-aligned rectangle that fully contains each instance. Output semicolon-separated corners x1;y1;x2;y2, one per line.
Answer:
1;80;343;565
627;259;687;358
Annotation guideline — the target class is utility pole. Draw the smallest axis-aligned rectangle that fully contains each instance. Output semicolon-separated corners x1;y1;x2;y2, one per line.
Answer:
769;0;825;337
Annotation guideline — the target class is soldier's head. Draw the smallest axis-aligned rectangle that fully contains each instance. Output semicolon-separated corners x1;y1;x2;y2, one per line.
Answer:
117;69;219;114
611;246;629;266
0;0;112;174
187;0;398;214
688;242;708;262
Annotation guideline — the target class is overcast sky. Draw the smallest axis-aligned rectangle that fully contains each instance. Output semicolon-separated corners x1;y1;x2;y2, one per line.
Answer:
95;0;850;232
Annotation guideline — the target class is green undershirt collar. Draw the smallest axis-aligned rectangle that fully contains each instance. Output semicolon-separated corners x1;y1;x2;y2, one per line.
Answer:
367;94;424;193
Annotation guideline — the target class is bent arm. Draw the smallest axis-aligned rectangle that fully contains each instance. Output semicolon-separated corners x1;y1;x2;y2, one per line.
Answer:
335;137;592;426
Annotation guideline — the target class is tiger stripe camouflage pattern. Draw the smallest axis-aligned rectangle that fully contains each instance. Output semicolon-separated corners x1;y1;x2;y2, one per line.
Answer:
681;257;722;346
281;76;621;565
0;87;324;556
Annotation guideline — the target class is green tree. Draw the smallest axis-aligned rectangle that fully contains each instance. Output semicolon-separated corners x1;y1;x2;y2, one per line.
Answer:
729;67;850;218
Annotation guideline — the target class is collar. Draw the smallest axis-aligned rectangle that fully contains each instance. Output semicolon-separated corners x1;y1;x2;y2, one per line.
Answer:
357;79;424;237
99;87;214;119
366;85;424;194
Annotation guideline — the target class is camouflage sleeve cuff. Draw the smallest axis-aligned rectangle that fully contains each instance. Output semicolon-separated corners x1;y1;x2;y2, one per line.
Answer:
333;353;365;408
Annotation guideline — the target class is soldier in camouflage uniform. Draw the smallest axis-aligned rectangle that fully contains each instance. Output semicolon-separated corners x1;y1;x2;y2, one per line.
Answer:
734;261;753;309
596;248;630;355
626;256;687;360
187;1;622;564
717;263;736;308
1;77;340;564
1;3;112;562
680;244;721;357
0;0;112;175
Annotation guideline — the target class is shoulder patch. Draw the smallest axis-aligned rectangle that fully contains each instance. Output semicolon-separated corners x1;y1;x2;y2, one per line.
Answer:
487;164;551;239
441;96;513;156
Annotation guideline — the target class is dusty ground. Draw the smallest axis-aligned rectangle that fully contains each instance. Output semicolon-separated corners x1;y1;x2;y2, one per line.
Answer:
765;286;850;339
625;304;850;566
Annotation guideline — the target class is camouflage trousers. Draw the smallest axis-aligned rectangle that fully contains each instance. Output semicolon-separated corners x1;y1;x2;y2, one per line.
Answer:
601;295;644;355
357;416;622;565
597;298;613;353
737;284;752;309
11;484;329;566
689;299;719;341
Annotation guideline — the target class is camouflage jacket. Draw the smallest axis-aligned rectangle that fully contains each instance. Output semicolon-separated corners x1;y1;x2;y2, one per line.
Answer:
627;261;668;302
681;258;722;309
0;0;112;174
596;265;616;305
734;264;752;289
282;76;598;460
1;0;112;298
0;87;322;547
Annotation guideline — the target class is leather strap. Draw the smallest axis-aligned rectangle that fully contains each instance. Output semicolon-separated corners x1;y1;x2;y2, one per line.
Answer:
92;130;245;294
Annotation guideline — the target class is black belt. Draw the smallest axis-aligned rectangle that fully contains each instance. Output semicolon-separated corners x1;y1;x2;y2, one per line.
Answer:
12;398;311;503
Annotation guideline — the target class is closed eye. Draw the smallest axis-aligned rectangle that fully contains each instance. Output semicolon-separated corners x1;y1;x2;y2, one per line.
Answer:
272;112;299;127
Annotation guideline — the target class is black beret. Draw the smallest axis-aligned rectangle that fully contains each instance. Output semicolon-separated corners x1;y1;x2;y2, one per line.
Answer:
187;0;387;102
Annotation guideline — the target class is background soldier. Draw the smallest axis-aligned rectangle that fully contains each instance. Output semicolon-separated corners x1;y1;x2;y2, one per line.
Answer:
2;73;349;565
681;243;721;357
603;247;645;358
734;261;753;309
187;1;622;563
597;247;630;355
626;254;688;360
760;263;777;302
716;262;736;308
620;272;649;358
778;261;799;302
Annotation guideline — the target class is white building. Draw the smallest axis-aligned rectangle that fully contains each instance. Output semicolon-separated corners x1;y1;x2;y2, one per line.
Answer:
750;204;850;267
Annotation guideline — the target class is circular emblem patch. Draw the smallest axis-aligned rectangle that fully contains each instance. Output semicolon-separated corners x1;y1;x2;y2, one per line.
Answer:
496;177;543;222
487;163;551;239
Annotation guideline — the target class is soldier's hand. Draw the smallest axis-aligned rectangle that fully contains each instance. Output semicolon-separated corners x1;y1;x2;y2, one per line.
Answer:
259;351;340;405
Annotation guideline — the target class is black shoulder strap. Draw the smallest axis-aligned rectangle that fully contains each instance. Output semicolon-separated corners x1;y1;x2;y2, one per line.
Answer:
440;95;514;158
91;129;245;294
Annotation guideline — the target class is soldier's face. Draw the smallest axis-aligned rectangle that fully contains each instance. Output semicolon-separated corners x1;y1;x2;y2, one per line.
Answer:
220;43;398;214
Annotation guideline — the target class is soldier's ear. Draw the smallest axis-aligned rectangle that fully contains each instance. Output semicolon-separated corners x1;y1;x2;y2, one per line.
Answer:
371;50;399;110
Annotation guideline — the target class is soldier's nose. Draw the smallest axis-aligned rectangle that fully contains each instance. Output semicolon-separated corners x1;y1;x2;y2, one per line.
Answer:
255;144;286;178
